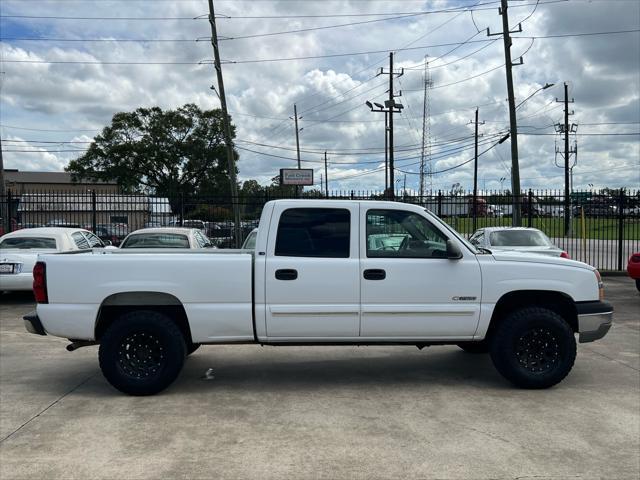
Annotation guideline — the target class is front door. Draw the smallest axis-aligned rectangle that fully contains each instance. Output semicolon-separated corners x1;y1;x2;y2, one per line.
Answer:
264;204;360;339
360;206;481;339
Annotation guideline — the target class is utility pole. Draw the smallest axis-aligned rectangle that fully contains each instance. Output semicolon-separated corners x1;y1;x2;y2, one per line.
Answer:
0;136;6;232
324;150;329;197
384;110;388;193
388;53;396;199
555;82;576;236
292;103;303;197
403;173;406;197
207;0;241;247
489;0;524;226
365;51;403;199
471;107;485;232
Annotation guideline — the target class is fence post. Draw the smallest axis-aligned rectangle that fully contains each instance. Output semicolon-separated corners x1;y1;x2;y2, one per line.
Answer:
617;190;625;271
91;191;97;233
472;190;477;232
179;192;184;227
437;190;442;217
6;189;12;232
527;189;533;228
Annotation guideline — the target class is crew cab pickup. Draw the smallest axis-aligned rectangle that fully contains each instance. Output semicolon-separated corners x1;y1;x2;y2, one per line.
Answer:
24;200;613;395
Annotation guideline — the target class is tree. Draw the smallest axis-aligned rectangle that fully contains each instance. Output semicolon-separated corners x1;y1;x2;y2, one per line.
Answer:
66;104;238;197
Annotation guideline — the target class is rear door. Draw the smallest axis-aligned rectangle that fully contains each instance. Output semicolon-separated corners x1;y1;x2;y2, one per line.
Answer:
264;203;360;339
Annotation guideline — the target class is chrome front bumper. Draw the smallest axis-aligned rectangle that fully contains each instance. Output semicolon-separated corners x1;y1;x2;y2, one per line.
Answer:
577;301;613;343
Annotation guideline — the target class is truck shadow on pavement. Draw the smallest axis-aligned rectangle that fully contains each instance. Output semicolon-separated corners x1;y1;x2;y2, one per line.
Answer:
170;348;510;394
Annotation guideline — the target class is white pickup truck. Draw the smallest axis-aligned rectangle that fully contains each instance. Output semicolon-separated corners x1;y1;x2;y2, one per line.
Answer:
24;200;613;395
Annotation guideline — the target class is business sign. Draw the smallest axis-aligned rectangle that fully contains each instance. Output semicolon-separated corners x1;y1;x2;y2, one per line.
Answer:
280;168;314;186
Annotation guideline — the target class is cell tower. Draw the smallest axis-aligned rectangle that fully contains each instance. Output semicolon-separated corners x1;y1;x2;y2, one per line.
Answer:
419;57;434;198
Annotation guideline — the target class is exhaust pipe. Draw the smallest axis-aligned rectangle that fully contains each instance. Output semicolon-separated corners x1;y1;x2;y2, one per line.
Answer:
66;341;97;352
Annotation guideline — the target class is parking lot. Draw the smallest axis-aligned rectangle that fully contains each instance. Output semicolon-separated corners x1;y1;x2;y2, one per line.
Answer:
0;277;638;479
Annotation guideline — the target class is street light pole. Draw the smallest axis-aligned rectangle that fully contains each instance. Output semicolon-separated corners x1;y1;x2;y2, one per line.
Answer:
366;98;403;197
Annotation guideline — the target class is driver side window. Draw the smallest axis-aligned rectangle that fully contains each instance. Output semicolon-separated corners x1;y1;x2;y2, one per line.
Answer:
366;209;448;258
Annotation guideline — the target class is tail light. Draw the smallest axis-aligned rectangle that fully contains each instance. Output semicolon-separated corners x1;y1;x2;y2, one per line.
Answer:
560;251;571;259
631;255;640;263
33;262;48;304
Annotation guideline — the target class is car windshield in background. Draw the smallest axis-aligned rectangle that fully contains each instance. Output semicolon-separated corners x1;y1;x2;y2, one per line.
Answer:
490;230;552;247
0;237;57;249
120;234;190;248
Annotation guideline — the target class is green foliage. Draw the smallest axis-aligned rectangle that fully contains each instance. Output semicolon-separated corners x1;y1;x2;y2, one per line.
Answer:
66;104;237;197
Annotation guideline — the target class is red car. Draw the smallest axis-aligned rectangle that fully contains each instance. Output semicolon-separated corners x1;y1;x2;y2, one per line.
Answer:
628;253;640;292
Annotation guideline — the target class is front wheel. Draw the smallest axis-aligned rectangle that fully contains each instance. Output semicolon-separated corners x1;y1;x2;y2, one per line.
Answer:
99;310;186;396
636;278;640;292
490;307;576;389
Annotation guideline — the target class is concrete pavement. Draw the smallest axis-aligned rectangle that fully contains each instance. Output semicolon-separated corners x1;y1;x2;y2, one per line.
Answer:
1;278;638;479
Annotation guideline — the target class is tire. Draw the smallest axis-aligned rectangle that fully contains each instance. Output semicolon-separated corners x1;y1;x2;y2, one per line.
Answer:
636;279;640;292
99;310;186;396
457;341;490;354
489;307;576;389
186;343;201;355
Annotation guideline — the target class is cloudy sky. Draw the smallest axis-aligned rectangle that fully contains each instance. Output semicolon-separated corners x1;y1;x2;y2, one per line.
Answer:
1;0;639;193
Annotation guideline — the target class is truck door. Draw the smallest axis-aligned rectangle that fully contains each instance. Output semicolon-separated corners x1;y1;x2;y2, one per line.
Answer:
264;203;360;339
359;206;481;339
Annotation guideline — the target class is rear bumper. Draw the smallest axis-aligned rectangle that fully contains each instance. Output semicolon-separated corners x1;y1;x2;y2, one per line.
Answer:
23;310;47;336
0;272;33;291
577;301;613;343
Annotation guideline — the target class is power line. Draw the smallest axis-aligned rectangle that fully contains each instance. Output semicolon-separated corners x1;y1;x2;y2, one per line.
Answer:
1;36;202;43
7;29;634;67
218;13;432;41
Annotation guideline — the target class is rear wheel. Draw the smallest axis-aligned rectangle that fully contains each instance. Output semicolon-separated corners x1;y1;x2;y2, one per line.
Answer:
490;307;576;389
636;278;640;292
99;310;186;396
457;341;489;354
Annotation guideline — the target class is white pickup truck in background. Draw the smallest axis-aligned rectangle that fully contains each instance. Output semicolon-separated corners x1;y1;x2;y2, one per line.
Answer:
24;200;613;395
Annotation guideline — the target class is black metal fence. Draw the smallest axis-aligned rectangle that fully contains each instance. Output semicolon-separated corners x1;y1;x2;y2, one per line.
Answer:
1;189;638;271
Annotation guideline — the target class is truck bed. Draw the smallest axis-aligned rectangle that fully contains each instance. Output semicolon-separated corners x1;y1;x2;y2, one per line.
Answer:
37;249;255;342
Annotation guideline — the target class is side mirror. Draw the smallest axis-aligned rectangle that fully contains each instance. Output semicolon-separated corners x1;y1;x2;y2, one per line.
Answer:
102;240;113;246
446;240;463;260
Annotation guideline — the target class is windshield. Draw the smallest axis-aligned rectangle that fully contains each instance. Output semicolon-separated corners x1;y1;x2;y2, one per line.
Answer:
0;237;58;249
121;233;190;248
489;230;553;247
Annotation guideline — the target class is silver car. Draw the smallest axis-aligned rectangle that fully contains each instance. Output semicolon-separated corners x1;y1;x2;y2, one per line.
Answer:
469;227;569;258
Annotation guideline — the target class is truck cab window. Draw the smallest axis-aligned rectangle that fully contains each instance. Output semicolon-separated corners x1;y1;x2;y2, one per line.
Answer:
366;209;447;258
275;208;350;258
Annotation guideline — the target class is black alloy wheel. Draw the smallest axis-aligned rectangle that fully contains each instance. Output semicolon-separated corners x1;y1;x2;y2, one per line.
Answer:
99;310;186;395
490;307;576;389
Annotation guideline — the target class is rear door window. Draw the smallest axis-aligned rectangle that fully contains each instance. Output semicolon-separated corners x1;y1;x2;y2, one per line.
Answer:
72;232;90;249
83;232;104;247
275;208;350;258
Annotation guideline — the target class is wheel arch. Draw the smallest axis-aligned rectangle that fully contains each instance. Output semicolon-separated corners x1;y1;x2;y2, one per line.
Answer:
95;292;193;345
486;290;578;339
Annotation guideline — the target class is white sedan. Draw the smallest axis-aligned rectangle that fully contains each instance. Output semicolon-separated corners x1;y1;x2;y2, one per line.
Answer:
0;227;109;292
119;228;215;249
469;227;570;258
